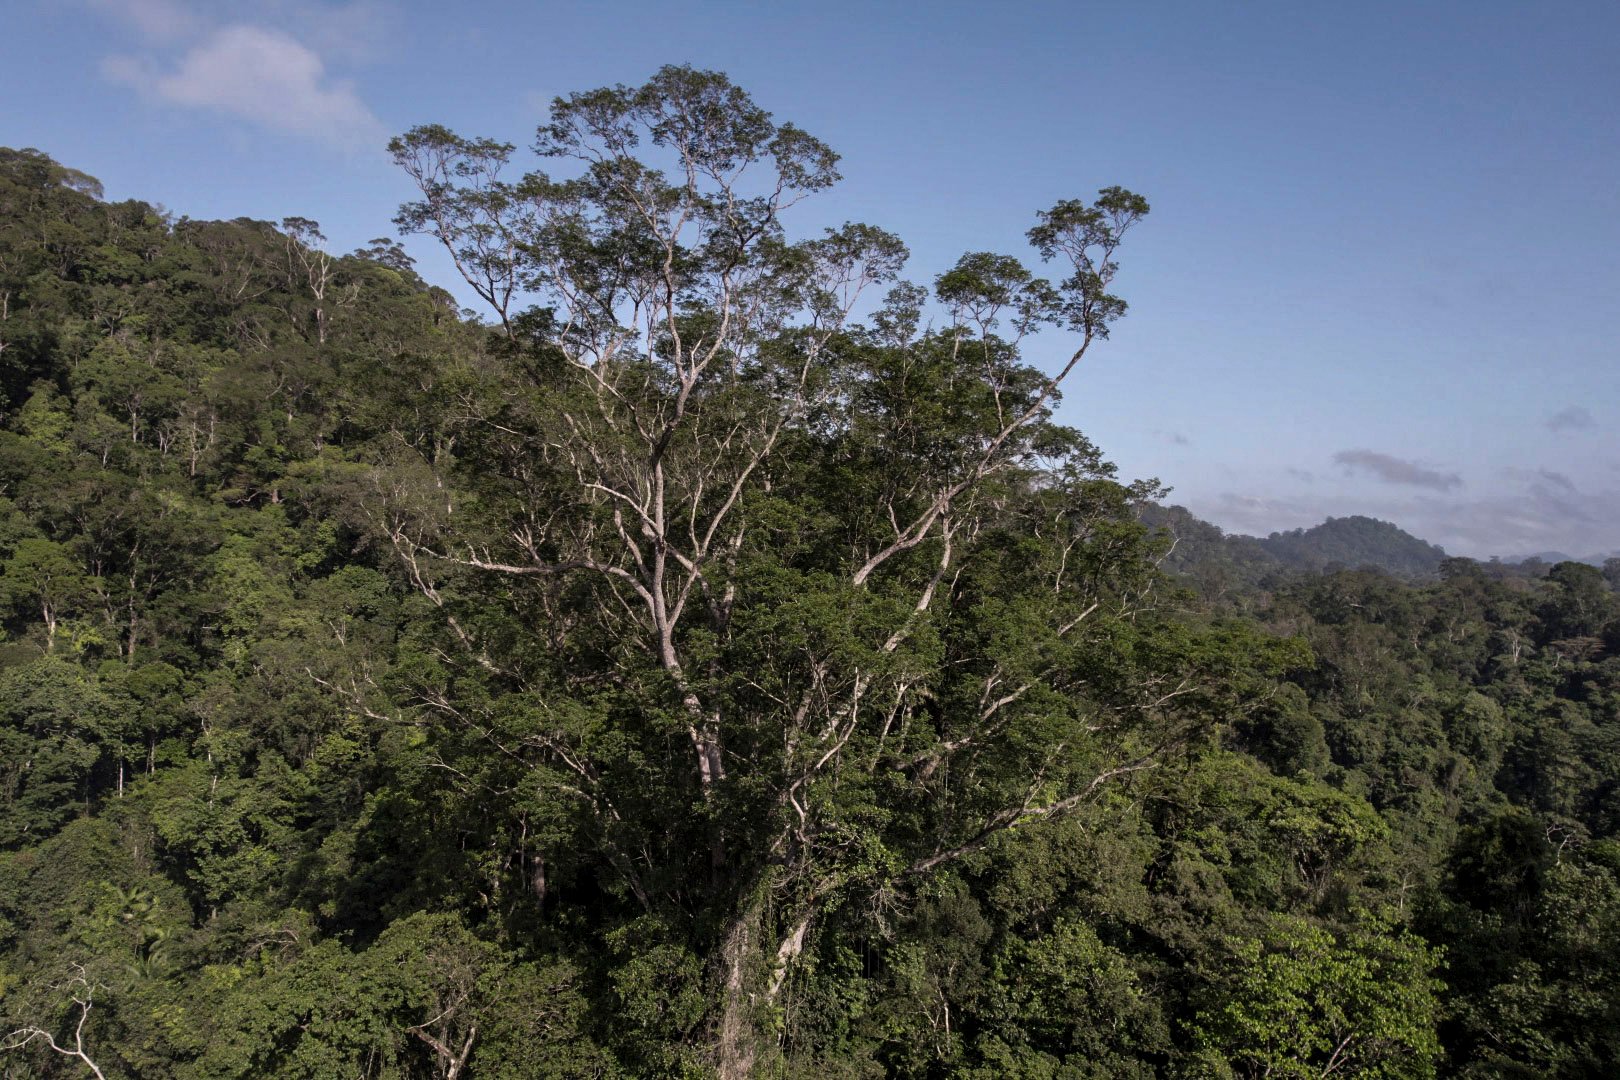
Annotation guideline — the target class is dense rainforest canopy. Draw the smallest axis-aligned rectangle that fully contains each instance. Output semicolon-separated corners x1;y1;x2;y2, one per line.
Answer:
1;68;1618;1078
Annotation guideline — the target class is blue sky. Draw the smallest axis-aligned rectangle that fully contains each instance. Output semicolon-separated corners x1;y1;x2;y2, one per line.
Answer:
8;0;1619;557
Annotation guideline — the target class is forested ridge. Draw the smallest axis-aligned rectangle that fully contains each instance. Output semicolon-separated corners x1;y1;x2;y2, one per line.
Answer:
1144;509;1452;593
1;68;1618;1079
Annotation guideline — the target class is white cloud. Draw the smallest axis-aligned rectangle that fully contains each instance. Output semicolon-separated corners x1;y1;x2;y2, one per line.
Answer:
104;24;384;150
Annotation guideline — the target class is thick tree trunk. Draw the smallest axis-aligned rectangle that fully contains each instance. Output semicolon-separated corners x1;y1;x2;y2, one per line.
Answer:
713;878;818;1079
715;911;761;1080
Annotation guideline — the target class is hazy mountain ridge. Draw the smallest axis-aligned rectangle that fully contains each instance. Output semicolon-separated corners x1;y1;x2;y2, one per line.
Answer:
1143;507;1448;587
1145;507;1616;600
1515;549;1620;567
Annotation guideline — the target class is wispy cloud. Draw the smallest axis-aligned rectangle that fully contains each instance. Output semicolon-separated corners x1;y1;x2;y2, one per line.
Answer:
88;0;202;41
1533;468;1575;494
279;0;393;64
1333;449;1462;492
1546;405;1595;433
93;1;387;150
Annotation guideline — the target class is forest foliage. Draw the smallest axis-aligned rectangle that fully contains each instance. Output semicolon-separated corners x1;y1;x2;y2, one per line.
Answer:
1;68;1618;1078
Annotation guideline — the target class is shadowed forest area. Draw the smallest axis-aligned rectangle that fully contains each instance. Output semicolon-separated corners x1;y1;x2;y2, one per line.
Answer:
1;69;1618;1078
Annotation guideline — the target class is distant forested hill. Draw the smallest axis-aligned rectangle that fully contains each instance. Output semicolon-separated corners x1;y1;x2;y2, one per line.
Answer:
1259;515;1448;575
1144;506;1449;597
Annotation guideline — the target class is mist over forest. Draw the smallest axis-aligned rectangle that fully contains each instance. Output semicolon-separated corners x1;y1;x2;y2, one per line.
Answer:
1;65;1618;1079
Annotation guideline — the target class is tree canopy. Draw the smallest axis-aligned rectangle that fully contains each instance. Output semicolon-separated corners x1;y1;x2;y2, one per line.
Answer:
1;68;1617;1079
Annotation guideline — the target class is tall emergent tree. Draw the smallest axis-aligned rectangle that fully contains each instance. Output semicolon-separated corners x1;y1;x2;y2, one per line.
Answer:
382;65;1251;1074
